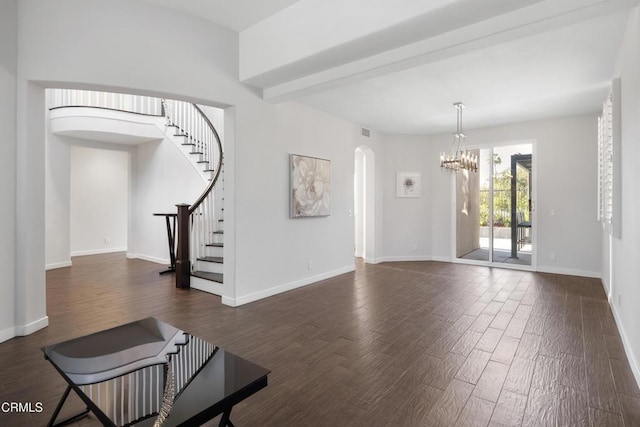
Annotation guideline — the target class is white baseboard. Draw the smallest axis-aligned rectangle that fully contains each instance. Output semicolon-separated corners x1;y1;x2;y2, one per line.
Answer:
222;265;355;307
0;326;15;344
221;296;235;306
45;260;72;270
71;247;127;257
536;266;601;279
601;275;611;295
15;316;49;336
380;255;433;263
363;257;380;264
375;257;598;279
375;255;452;263
126;253;169;265
608;293;640;391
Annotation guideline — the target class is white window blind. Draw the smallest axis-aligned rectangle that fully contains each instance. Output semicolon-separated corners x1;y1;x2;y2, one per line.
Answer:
597;78;621;238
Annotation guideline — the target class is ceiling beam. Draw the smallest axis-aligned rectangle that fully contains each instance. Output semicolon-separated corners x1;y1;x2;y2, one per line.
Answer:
238;0;639;102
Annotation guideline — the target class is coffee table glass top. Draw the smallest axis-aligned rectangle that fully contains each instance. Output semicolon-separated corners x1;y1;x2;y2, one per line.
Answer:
43;317;270;427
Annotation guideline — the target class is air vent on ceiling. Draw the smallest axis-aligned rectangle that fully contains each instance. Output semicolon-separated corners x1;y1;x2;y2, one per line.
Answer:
361;128;370;137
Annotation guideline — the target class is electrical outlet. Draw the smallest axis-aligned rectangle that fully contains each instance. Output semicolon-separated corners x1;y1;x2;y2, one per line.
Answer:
412;244;418;251
308;261;313;270
618;293;622;307
549;252;556;261
104;237;111;245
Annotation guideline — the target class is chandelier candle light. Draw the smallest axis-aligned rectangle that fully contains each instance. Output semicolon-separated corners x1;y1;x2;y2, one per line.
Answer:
440;102;478;172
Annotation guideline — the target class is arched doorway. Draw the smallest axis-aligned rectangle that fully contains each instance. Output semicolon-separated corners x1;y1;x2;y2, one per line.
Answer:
354;146;375;262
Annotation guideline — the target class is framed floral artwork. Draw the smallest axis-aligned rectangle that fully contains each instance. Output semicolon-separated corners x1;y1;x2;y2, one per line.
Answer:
290;154;331;218
397;172;421;198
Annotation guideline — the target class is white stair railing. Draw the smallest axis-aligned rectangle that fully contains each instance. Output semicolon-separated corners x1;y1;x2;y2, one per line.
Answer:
50;88;163;116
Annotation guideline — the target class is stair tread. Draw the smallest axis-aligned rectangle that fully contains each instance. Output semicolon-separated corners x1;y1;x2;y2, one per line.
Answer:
206;243;223;247
190;152;203;155
212;231;224;234
174;134;188;137
197;160;209;164
181;143;196;146
198;256;223;263
192;271;223;283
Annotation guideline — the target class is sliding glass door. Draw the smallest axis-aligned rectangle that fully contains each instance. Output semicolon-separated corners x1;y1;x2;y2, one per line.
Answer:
456;143;533;267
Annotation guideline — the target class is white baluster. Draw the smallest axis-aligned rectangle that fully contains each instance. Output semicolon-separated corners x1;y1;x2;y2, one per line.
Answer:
112;378;117;423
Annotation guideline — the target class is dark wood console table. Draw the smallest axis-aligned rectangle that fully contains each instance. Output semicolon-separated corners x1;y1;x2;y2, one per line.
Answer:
42;318;269;426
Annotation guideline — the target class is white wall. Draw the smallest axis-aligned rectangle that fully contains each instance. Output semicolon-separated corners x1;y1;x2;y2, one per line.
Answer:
379;114;601;275
130;136;204;264
45;131;138;268
0;0;17;342
70;146;128;255
609;5;640;385
45;123;71;269
380;134;434;261
230;101;360;304
44;112;206;268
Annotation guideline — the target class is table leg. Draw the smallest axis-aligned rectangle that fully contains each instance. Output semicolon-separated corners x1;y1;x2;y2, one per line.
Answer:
47;385;90;427
159;215;177;274
218;407;235;427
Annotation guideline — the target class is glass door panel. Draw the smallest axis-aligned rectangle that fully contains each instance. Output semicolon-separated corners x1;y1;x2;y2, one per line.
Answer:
492;144;532;266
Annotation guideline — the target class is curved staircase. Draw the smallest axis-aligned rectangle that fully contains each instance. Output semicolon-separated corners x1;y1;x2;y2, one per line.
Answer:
162;99;224;294
50;89;225;295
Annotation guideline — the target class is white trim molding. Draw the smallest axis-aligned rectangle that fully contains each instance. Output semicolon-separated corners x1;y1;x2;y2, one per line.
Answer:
380;255;434;263
0;327;16;344
609;294;640;391
1;317;51;344
536;266;601;279
71;247;127;257
45;260;72;270
15;316;49;336
222;265;355;307
126;253;169;265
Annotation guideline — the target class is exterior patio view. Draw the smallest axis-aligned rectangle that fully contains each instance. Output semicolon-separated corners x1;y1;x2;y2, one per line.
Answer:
457;144;533;266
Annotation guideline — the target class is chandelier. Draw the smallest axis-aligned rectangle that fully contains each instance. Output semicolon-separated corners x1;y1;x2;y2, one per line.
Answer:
440;102;478;172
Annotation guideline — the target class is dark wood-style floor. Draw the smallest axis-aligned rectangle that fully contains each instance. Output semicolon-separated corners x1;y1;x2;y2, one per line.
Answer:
1;253;639;426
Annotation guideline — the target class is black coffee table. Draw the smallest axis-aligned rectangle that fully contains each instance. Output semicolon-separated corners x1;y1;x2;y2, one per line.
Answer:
42;318;269;427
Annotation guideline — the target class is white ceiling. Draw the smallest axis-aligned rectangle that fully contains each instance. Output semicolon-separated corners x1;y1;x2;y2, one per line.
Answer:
298;11;629;134
137;0;634;135
139;0;302;32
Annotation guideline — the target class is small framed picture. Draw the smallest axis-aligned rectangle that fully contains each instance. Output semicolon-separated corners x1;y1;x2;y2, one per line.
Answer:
397;172;421;198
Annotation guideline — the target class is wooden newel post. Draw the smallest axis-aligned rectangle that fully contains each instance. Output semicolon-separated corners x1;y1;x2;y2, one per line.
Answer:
175;203;191;289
